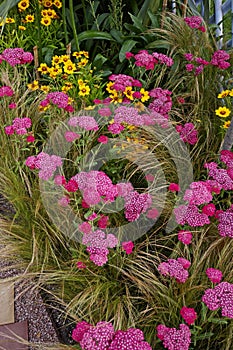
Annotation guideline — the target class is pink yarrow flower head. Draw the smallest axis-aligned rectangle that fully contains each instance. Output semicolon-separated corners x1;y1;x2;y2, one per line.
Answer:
206;268;223;284
158;258;190;283
178;230;192;245
76;261;86;269
157;323;191;350
134;49;157;70
64;131;80;142
1;48;33;66
58;196;70;207
122;241;134;254
72;321;92;343
184;16;203;29
108;327;152;350
124;191;152;222
202;281;233;318
177;122;198;145
217;206;233;237
47;91;69;109
0;86;14;97
169;183;180;192
97;135;108;143
108;73;142;91
180;306;197;325
25;152;62;180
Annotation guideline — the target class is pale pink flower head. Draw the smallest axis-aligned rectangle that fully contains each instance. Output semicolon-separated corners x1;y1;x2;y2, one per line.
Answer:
58;196;70;207
78;222;92;234
122;241;134;254
178;230;192;245
206;268;223;284
54;175;66;186
180;306;197;325
146;208;159;219
64;131;80;142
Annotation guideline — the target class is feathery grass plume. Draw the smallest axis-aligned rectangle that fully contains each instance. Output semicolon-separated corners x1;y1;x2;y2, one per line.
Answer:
149;12;231;170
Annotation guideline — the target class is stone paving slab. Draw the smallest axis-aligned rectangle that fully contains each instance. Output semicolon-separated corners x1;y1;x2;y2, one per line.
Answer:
0;280;14;325
0;320;28;349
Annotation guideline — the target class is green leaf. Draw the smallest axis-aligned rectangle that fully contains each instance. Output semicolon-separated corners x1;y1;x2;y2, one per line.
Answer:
194;332;214;340
119;39;138;62
208;317;228;324
77;30;114;42
146;40;170;50
128;13;145;32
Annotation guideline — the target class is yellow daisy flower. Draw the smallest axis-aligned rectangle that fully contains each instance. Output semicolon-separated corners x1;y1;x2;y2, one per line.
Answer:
53;0;62;8
106;81;114;93
41;17;52;26
18;0;30;11
215;106;231;118
25;14;34;22
52;55;61;66
28;80;39;91
60;55;70;63
40;85;50;93
49;66;62;78
78;84;91;96
140;88;150;102
223;120;231;129
63;60;76;74
77;58;88;67
38;63;49;74
42;0;53;7
19;25;26;30
123;86;134;100
6;18;15;23
218;90;230;98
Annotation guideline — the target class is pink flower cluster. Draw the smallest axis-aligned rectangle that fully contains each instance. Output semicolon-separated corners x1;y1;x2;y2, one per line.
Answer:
180;307;197;325
0;48;34;66
202;281;233;318
174;204;210;227
178;230;192;245
82;229;118;266
72;171;118;206
158;257;191;283
183;181;212;205
25;152;62;180
0;85;14;97
184;49;230;75
72;321;152;350
204;161;233;191
5;117;32;135
157;323;191;350
184;16;206;32
108;74;142;91
217;206;233;238
176;123;198;145
206;268;223;284
124;190;152;222
40;91;74;111
68;115;99;131
148;88;172;119
126;50;174;70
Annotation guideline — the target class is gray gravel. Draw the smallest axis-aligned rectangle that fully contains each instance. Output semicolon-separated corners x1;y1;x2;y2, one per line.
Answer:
0;252;60;349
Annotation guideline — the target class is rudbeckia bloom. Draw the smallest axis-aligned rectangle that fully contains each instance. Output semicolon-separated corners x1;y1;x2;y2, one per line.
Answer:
41;17;52;26
78;84;90;96
25;14;34;22
18;0;30;11
215;106;231;118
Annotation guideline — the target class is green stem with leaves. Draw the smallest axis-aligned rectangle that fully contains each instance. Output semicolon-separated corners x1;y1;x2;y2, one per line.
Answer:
62;0;69;45
34;0;42;63
69;0;80;51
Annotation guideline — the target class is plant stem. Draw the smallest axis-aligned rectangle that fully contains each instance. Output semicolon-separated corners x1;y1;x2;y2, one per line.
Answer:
69;0;80;51
62;0;69;45
34;0;42;63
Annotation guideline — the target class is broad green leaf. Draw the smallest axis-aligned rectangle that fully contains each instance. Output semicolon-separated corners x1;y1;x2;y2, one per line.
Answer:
146;40;170;50
128;13;145;32
77;30;114;42
119;39;138;62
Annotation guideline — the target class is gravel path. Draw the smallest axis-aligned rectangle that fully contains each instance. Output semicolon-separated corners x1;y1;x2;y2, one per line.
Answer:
0;250;60;349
